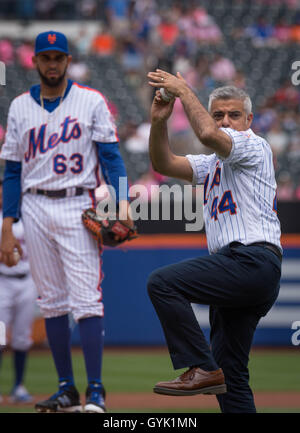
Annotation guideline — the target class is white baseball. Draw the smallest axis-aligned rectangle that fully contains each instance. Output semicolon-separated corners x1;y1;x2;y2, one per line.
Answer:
159;87;175;102
13;250;20;265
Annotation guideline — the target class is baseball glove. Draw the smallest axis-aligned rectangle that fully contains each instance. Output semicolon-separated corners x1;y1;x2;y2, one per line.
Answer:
82;208;138;247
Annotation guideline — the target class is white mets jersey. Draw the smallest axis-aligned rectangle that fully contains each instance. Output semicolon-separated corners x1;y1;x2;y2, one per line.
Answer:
186;127;282;254
0;82;118;191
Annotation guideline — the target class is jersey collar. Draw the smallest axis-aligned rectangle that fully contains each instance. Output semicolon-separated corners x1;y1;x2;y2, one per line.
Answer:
30;79;74;109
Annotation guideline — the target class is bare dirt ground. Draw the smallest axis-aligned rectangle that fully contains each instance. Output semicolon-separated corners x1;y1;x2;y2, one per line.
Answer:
1;391;300;410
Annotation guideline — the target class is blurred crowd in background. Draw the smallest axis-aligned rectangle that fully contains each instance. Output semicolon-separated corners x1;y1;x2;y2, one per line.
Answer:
0;0;300;200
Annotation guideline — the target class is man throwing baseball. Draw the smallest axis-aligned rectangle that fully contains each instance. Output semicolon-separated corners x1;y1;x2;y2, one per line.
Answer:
147;69;282;413
0;31;133;413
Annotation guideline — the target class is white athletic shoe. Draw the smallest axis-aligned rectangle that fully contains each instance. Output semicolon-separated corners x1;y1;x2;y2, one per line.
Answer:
9;385;33;403
84;384;106;413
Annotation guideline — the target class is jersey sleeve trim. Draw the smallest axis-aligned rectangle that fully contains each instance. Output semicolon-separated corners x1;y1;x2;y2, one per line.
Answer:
91;99;119;143
73;82;119;141
186;154;213;185
219;128;264;167
218;128;235;161
185;155;198;186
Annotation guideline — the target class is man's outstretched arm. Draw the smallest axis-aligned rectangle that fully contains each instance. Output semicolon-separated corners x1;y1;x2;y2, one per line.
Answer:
148;69;232;158
148;89;193;183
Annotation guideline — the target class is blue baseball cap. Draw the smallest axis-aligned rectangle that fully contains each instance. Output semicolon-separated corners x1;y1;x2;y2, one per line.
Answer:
35;31;69;55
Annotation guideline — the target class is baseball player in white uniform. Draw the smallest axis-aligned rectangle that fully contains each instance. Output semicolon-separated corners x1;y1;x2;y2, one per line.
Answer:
0;31;132;413
0;172;36;403
146;70;282;412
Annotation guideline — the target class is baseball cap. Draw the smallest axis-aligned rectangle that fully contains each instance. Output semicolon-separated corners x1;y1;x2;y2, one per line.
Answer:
35;31;69;55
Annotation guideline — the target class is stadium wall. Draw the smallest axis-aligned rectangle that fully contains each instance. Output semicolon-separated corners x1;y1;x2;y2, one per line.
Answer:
71;234;300;347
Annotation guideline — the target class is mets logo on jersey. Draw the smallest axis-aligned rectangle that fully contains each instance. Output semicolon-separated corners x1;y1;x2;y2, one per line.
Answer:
24;116;82;162
48;34;56;44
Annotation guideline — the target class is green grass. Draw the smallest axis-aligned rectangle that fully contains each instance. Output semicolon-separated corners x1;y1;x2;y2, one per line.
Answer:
0;348;299;413
0;348;299;394
0;349;184;395
248;350;300;391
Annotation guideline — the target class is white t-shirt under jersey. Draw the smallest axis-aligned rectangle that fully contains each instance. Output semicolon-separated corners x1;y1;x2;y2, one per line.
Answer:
186;127;282;254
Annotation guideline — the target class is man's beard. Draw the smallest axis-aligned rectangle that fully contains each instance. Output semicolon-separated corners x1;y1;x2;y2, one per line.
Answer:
37;66;67;88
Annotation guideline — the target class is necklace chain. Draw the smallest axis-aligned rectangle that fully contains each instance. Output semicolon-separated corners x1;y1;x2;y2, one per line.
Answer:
40;84;67;123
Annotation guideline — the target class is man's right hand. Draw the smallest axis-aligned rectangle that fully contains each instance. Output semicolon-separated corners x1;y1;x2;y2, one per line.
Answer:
150;89;176;124
0;218;23;267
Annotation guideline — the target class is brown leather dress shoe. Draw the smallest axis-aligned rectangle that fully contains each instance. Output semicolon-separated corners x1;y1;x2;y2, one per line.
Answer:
153;367;227;396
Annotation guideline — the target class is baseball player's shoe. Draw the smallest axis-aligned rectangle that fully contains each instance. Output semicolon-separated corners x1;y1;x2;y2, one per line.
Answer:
153;367;227;396
9;385;33;403
35;384;82;413
84;383;106;413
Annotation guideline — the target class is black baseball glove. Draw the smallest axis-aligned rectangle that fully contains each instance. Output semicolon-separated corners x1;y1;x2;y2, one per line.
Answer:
82;208;138;247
